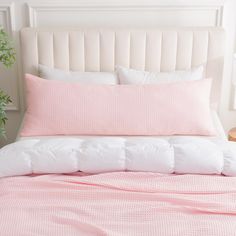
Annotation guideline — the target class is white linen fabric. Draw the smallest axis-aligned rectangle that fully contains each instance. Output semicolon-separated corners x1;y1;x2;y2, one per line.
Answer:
38;64;118;84
116;65;204;84
1;136;235;178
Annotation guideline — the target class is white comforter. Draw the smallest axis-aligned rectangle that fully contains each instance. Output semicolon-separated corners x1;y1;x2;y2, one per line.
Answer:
0;136;236;177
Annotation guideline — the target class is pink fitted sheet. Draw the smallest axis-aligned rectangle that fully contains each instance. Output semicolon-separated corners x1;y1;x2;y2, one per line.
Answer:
0;172;236;236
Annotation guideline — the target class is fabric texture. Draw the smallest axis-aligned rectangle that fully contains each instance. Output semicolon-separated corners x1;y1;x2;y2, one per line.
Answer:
0;172;236;235
1;136;236;178
21;28;225;105
16;110;227;141
116;65;204;84
21;74;216;137
38;64;118;84
115;65;226;139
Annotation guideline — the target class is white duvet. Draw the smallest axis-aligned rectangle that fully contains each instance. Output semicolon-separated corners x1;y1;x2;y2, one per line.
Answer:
0;136;236;177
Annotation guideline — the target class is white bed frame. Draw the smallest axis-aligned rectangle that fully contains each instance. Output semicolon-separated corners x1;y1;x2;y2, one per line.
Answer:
20;27;225;105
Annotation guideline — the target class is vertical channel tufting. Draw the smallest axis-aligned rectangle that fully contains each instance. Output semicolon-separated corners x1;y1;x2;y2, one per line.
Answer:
205;30;225;104
84;31;100;71
159;32;163;72
37;32;53;68
206;31;210;63
84;31;87;71
130;31;146;70
144;32;147;71
129;32;132;69
52;32;54;68
145;31;162;72
83;32;85;72
207;31;214;101
68;32;71;70
128;32;131;68
100;30;115;71
111;31;115;71
68;33;70;70
98;31;101;71
191;31;208;68
35;31;39;73
190;32;194;68
207;30;225;61
173;31;178;71
175;31;178;71
160;31;178;72
115;31;130;67
112;31;115;71
176;31;193;70
53;32;70;70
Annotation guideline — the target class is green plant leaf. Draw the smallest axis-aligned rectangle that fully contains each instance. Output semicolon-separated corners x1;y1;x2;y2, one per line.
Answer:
0;27;16;68
0;89;11;138
0;27;15;138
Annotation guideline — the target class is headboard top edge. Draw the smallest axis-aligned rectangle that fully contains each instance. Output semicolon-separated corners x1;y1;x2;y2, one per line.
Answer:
21;26;225;33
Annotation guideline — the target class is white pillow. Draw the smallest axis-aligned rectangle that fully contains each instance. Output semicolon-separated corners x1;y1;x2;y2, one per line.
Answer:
38;64;118;84
116;65;204;84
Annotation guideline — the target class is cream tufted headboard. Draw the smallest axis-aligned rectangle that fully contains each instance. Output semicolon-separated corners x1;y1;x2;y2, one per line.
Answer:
20;27;225;104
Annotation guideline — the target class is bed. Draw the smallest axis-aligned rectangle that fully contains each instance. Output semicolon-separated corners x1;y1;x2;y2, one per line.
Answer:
1;27;236;236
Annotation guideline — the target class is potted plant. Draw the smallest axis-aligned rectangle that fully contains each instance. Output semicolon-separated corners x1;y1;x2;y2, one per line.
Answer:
0;27;16;138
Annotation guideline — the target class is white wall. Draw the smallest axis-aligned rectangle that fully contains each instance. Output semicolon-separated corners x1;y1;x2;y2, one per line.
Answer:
0;0;236;146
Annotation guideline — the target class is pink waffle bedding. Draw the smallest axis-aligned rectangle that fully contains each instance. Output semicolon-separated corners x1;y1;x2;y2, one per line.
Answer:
1;172;236;236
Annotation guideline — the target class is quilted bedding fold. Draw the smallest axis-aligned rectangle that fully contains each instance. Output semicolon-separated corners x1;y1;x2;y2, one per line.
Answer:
0;136;236;177
0;172;236;235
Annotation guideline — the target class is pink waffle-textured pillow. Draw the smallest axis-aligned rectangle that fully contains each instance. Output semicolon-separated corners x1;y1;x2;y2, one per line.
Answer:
20;74;216;136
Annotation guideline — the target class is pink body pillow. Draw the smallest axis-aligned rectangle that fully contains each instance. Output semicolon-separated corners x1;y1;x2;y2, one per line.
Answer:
20;74;216;136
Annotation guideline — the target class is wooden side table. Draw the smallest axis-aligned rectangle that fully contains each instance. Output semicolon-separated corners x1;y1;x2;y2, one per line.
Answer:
228;128;236;141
